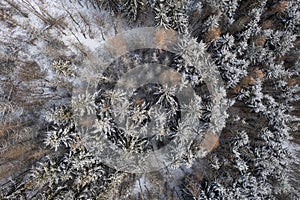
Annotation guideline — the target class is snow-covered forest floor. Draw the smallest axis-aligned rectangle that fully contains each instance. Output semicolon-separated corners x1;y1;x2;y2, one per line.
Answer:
0;0;299;199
